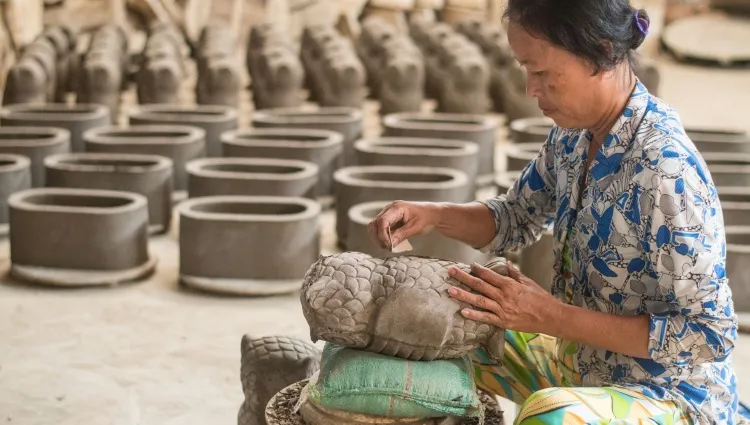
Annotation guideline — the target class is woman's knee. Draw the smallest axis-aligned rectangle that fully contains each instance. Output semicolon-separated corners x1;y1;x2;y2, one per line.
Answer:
515;387;573;425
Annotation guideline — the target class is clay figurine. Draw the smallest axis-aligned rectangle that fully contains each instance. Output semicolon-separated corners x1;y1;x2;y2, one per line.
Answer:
300;252;507;363
2;58;48;105
238;335;321;425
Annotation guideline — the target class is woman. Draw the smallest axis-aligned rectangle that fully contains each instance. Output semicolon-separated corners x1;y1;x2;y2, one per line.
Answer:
369;1;744;424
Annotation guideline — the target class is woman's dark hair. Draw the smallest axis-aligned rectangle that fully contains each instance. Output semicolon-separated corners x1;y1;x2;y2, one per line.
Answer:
504;0;649;74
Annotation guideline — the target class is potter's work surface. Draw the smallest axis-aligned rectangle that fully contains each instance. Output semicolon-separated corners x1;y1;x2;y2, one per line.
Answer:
265;380;505;425
662;15;750;64
2;25;750;425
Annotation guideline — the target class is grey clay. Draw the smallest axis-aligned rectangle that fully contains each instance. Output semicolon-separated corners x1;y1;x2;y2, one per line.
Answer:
178;196;321;295
186;157;319;199
137;57;183;105
0;155;32;235
220;128;343;198
44;153;174;235
129;104;237;157
238;335;321;425
686;127;750;153
0;103;110;153
301;252;507;362
332;165;472;247
8;187;155;286
82;124;206;194
247;24;306;109
252;106;362;167
2;57;48;105
0;127;71;187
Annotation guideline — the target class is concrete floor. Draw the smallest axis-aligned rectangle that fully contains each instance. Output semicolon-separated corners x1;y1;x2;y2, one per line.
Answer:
1;51;750;425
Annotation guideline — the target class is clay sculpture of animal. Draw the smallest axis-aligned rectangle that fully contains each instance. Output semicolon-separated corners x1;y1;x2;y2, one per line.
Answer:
300;252;507;363
238;335;321;425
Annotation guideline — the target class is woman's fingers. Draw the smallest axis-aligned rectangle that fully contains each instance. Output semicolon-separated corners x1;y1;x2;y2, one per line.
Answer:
447;286;501;313
459;308;505;328
448;267;502;300
368;203;404;249
470;263;519;290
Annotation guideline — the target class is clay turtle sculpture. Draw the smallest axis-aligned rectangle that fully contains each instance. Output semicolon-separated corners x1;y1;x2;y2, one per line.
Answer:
300;252;508;363
238;335;321;425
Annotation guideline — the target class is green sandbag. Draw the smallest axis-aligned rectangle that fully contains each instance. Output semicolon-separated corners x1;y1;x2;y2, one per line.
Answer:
307;342;483;418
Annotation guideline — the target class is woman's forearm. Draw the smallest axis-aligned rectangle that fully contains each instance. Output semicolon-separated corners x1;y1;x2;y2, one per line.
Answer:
545;302;651;358
434;202;497;249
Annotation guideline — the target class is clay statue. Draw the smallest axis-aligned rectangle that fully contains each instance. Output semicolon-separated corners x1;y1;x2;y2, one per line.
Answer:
136;57;182;104
79;57;122;119
2;58;48;105
238;335;321;425
300;252;507;363
196;55;241;107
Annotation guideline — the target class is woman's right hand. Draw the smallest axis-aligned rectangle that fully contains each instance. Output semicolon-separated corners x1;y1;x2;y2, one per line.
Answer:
367;200;444;250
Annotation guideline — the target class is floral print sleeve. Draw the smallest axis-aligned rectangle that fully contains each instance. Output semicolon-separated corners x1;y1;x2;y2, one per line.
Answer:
479;129;557;253
642;150;738;365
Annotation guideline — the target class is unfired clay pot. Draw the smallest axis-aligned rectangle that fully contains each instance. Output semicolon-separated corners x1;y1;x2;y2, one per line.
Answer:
186;158;318;199
519;229;555;292
332;165;472;247
44;153;174;234
0;103;110;152
687;127;750;153
0;127;71;187
83;124;206;197
128;104;238;157
709;167;750;187
509;117;555;144
725;226;750;312
717;187;750;227
0;155;32;235
252;106;363;167
177;196;321;296
221;128;343;199
8;187;155;286
353;137;479;187
347;201;490;264
382;112;498;185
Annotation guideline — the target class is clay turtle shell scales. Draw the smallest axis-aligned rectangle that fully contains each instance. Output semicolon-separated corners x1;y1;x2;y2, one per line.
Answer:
300;252;506;363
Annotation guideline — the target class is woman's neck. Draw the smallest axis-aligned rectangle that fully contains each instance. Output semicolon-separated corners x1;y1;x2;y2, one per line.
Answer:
589;67;637;143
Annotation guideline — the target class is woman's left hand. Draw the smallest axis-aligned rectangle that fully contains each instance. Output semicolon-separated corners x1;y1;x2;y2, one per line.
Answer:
447;261;563;334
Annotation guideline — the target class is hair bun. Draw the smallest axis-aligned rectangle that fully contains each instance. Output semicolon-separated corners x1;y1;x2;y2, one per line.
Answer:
630;8;649;50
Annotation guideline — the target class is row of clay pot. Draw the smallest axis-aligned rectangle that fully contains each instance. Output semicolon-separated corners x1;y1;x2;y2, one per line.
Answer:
300;25;367;108
3;26;76;106
409;16;492;114
136;22;186;105
357;16;425;114
195;23;242;107
246;24;306;110
78;24;129;122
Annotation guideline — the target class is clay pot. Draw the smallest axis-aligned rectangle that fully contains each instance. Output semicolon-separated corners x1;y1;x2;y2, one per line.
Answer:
252;106;363;168
702;153;750;185
177;196;321;296
0;127;71;187
333;165;472;247
44;153;174;235
353;137;479;187
382;112;498;185
82;124;206;196
8;187;155;286
509;117;555;144
708;166;750;187
716;187;750;227
0;103;110;152
128;104;238;157
725;226;750;312
347;200;489;264
186;158;318;199
505;143;540;172
221;128;343;199
0;155;32;235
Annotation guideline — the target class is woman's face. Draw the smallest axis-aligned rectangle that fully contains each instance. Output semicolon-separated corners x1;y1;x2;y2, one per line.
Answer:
506;20;613;129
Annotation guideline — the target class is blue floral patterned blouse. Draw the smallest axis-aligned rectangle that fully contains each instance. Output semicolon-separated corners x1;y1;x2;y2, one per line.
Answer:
480;81;740;424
